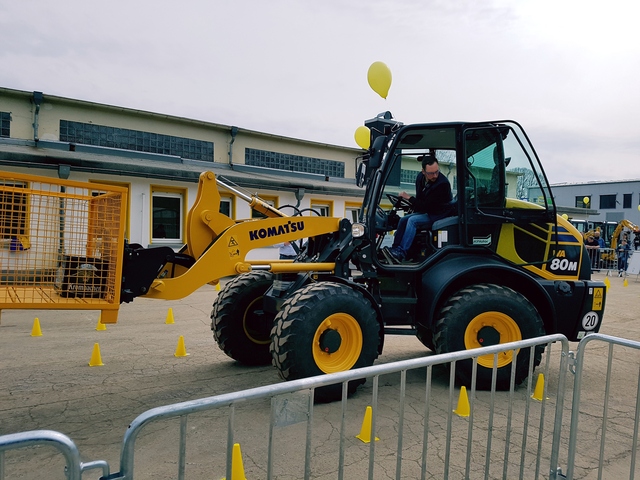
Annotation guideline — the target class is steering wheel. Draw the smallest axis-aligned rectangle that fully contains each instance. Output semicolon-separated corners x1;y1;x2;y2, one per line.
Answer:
386;193;413;211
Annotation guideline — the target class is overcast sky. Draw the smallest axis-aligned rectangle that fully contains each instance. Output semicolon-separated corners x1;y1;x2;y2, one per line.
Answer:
1;0;639;184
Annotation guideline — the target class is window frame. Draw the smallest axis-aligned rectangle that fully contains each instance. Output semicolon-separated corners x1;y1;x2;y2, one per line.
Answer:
151;186;186;244
344;202;362;223
310;199;333;217
599;194;617;210
220;194;234;219
575;196;591;208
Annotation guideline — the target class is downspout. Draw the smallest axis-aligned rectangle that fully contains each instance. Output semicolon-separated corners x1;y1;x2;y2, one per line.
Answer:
32;91;44;142
294;188;305;209
228;126;238;166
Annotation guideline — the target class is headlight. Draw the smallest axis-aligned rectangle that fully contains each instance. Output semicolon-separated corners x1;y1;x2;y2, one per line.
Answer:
351;223;365;238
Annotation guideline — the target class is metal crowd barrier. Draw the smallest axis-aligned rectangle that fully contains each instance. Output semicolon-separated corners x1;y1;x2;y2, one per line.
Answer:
565;333;640;479
5;333;640;478
0;335;573;480
586;247;634;275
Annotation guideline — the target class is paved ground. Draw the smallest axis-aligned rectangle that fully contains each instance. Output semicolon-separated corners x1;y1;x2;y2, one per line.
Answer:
1;272;640;479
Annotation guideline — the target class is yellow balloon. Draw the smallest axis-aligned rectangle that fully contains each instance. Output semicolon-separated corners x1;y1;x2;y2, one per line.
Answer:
561;214;569;220
583;196;590;205
354;126;371;150
367;61;392;99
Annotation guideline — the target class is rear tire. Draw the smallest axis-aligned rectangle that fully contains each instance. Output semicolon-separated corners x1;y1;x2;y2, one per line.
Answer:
433;284;545;390
211;271;275;366
416;325;435;351
270;282;380;402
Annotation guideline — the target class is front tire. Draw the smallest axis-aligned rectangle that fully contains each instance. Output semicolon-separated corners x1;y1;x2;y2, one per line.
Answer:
270;282;380;402
433;284;545;390
211;271;275;365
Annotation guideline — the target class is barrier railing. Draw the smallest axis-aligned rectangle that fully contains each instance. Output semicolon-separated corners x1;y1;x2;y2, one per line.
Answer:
0;335;571;480
8;333;640;478
0;430;109;480
586;247;633;275
565;333;640;479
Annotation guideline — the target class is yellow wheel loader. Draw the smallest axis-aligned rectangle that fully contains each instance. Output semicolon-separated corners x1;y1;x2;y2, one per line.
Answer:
0;113;607;402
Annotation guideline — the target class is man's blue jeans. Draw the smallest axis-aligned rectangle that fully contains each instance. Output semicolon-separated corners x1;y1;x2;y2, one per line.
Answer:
391;212;432;259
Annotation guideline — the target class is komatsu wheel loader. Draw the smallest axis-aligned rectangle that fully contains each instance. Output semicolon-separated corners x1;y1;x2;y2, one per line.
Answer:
0;112;607;402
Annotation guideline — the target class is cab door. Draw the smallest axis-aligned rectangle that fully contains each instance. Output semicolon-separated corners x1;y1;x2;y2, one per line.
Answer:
461;124;556;256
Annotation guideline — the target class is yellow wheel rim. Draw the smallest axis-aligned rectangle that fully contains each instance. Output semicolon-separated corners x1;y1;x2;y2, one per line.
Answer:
243;297;271;345
312;313;363;374
464;312;522;369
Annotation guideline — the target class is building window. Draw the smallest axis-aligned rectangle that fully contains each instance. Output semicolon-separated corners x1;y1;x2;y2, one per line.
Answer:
624;193;632;209
251;195;278;219
151;188;185;242
245;148;345;178
599;194;617;209
310;200;333;217
575;196;590;208
0;112;10;138
0;181;27;242
59;120;214;162
401;169;421;184
345;202;361;223
220;195;233;218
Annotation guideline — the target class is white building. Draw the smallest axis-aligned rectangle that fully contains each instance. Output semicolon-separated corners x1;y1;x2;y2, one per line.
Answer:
0;87;369;258
551;180;640;226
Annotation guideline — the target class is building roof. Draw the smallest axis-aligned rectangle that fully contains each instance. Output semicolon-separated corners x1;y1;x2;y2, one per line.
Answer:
552;179;640;187
0;139;365;197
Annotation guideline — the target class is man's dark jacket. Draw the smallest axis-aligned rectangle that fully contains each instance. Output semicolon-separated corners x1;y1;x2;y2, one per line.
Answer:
409;171;453;218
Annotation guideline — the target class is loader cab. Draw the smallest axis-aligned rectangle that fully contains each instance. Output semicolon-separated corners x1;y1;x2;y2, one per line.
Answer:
365;120;556;270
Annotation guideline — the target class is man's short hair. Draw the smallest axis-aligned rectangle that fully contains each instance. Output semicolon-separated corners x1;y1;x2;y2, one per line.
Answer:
418;153;438;170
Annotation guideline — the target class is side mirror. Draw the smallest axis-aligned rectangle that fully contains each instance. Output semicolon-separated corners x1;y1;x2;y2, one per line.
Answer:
356;161;367;188
368;135;386;170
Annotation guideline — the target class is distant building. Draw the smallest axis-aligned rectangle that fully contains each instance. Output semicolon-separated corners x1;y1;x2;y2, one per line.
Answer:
551;180;640;225
0;87;370;257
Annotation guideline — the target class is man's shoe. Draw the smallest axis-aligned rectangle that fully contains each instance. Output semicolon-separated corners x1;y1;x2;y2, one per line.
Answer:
382;247;402;264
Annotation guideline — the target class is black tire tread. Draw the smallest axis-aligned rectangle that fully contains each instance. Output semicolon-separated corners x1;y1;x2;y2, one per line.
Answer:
211;271;274;365
270;282;380;383
433;283;545;390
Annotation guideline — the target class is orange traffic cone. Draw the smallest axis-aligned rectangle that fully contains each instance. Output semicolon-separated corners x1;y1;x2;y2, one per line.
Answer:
174;335;189;357
532;373;548;401
222;443;247;480
165;308;175;324
356;406;379;443
453;386;470;417
89;343;104;366
31;318;43;337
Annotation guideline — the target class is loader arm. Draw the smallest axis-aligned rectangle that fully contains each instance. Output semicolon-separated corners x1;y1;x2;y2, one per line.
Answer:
142;215;341;300
123;171;342;301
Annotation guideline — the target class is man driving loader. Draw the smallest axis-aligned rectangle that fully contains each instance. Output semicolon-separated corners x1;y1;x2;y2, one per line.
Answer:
384;154;453;263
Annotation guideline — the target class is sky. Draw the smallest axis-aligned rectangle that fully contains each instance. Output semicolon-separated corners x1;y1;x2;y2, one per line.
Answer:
1;0;639;184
